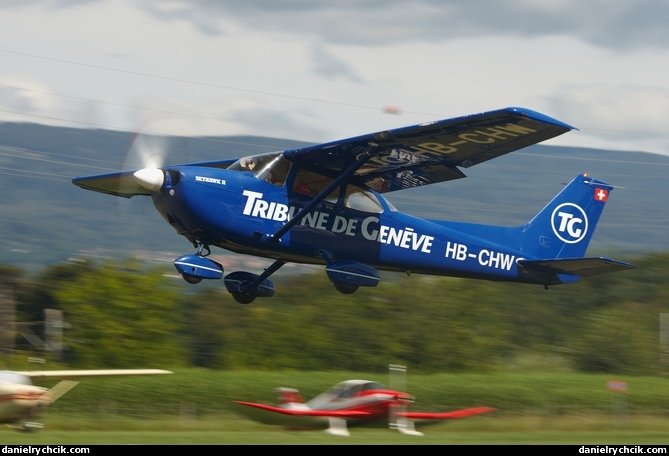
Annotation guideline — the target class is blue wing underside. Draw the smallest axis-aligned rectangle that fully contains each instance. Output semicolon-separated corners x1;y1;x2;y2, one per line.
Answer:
283;107;575;193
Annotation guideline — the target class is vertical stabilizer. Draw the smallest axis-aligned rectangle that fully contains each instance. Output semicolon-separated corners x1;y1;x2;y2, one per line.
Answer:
275;387;304;405
518;173;612;260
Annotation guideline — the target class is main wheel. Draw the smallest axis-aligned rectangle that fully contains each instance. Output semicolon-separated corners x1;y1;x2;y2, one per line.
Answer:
232;292;256;304
333;282;359;294
182;274;202;284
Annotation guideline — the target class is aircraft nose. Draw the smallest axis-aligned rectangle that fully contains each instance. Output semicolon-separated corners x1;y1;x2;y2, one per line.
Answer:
133;168;165;192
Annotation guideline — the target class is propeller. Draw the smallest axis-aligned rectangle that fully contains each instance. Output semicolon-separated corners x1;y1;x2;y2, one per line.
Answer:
388;363;423;436
124;131;171;171
117;122;191;216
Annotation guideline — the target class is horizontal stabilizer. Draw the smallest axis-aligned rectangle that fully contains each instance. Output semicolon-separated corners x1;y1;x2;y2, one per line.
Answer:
517;257;637;277
42;380;79;403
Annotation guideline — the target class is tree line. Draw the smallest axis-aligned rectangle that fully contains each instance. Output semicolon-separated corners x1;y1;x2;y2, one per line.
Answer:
1;251;667;375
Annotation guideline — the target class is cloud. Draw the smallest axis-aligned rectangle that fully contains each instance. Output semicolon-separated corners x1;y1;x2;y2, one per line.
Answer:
137;0;669;51
0;76;62;122
310;44;364;83
549;84;669;153
1;0;668;156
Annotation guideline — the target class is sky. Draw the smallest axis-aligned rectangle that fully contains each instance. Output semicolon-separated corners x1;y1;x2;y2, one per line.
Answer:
1;0;669;156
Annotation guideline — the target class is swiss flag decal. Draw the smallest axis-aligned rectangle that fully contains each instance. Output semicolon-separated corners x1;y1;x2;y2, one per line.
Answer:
594;187;609;202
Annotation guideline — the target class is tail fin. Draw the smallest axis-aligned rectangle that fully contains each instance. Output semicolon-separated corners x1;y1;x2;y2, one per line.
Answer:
275;387;304;405
516;173;636;281
435;173;636;282
520;173;613;259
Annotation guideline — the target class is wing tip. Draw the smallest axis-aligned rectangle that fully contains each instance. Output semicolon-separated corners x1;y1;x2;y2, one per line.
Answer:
506;106;576;131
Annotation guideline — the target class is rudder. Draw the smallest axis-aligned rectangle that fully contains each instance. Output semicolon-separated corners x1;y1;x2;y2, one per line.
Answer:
519;173;613;260
275;387;304;405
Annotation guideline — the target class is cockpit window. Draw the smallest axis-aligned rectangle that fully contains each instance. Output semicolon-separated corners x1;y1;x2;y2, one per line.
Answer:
289;170;384;213
292;168;338;201
361;382;384;391
344;186;383;213
229;152;291;187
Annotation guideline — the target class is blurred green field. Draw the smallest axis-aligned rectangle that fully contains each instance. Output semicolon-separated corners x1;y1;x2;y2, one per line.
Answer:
29;368;669;416
2;415;669;444
3;368;669;444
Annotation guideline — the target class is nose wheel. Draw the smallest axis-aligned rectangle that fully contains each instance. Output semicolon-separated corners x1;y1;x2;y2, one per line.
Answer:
173;243;224;284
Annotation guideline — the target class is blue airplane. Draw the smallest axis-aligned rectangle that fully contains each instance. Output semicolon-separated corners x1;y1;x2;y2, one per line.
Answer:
72;107;636;304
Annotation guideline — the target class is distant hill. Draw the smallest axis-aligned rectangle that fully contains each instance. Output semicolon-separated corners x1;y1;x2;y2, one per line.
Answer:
0;122;666;274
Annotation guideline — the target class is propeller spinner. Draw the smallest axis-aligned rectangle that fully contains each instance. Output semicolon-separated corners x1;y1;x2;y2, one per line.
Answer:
133;168;164;192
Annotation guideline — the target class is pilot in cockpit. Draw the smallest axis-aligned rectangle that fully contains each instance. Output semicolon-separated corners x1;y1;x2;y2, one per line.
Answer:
240;157;256;171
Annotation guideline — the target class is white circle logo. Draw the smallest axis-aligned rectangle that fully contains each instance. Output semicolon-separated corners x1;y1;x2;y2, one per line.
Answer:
551;203;588;244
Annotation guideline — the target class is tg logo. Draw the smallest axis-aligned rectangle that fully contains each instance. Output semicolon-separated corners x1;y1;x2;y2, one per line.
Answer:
551;203;588;244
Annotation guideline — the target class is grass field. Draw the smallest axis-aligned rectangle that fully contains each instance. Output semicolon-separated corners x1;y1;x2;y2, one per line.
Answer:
3;415;669;445
3;369;669;445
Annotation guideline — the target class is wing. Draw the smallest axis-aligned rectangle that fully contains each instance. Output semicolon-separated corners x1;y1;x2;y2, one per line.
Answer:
399;406;496;421
17;369;172;379
284;107;575;193
72;159;237;198
73;107;572;197
233;400;370;418
517;257;638;277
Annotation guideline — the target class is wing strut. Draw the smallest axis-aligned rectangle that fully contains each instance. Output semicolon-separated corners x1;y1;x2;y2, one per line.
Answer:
265;144;381;244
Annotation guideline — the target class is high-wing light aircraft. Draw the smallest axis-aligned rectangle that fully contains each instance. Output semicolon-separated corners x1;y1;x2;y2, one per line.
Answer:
73;107;636;304
232;365;495;436
0;368;172;431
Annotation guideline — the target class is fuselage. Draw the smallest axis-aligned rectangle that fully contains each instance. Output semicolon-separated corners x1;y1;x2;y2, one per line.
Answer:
150;165;540;284
0;382;47;424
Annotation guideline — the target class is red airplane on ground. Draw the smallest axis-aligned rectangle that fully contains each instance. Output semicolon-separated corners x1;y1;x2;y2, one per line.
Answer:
232;365;495;436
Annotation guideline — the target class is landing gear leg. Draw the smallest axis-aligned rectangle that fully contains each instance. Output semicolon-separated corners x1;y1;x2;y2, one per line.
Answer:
225;260;286;304
197;243;211;257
